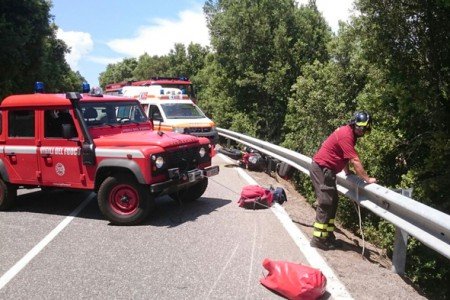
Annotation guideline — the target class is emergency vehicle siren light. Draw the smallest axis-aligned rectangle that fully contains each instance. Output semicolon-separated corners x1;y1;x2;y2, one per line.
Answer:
34;81;44;93
89;86;103;97
82;82;90;93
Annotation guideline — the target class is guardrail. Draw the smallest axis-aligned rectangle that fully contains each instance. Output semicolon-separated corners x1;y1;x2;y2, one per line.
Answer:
217;128;450;273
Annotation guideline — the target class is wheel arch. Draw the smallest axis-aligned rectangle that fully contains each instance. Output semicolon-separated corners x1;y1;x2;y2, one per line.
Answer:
0;160;10;182
95;159;145;191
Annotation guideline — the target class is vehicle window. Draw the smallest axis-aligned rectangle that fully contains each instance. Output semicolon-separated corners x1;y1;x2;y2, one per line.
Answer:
0;111;2;134
8;110;35;137
80;101;148;127
44;109;75;138
149;105;163;121
161;103;205;119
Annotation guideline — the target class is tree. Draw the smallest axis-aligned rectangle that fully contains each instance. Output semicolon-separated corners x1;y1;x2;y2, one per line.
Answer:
0;0;51;97
0;0;84;98
99;58;138;88
354;1;450;296
201;0;331;142
132;53;170;80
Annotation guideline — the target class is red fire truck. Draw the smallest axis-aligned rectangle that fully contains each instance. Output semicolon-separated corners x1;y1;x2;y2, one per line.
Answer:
105;77;196;101
0;83;218;225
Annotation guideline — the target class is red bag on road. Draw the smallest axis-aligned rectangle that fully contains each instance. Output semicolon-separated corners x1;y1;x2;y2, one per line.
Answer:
238;185;273;209
260;259;327;300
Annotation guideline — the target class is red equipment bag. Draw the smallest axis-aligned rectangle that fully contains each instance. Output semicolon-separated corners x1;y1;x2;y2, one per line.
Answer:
238;185;273;209
260;259;327;300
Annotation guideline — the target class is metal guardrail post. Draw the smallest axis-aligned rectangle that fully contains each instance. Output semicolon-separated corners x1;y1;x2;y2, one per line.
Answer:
391;188;413;274
392;227;409;275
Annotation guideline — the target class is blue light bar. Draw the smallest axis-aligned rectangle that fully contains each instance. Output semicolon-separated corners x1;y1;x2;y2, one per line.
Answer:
82;82;90;93
34;82;44;93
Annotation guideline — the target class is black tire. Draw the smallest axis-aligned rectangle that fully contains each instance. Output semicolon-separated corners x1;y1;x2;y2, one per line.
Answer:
98;173;153;225
218;148;243;160
277;162;294;179
0;179;17;210
171;178;208;202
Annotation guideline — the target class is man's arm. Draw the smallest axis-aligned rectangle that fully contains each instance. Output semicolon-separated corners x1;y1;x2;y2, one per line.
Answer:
349;156;377;183
343;163;354;176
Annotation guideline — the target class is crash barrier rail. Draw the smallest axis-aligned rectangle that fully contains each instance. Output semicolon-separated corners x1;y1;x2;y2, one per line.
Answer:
217;128;450;274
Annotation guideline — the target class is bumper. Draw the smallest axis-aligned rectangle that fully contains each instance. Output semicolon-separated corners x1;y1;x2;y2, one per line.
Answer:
149;165;219;194
190;131;219;145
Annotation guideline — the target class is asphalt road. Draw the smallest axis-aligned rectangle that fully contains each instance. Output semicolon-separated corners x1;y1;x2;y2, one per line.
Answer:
0;154;321;299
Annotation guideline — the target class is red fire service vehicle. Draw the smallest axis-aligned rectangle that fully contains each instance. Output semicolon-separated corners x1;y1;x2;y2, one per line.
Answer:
105;77;196;101
0;83;219;225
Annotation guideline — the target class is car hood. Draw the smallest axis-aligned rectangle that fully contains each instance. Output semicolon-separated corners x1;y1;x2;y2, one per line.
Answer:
93;129;200;148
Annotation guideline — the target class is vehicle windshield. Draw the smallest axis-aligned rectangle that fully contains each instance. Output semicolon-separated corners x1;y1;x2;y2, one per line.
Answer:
80;101;148;127
161;103;206;119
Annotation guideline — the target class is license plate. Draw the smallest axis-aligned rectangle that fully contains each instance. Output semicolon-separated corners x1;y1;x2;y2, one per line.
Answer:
203;166;219;177
188;169;203;182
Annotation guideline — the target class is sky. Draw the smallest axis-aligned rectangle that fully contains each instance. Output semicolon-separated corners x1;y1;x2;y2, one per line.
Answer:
50;0;356;87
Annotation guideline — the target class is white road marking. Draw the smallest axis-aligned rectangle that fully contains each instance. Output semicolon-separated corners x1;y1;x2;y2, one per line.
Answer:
245;220;258;300
217;153;353;299
0;193;95;291
206;244;240;299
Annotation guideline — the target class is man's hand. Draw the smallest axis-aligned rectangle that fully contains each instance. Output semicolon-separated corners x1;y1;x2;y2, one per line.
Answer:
350;157;376;184
366;177;377;184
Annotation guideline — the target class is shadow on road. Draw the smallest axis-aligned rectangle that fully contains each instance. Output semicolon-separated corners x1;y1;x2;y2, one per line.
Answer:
8;189;231;227
144;196;231;227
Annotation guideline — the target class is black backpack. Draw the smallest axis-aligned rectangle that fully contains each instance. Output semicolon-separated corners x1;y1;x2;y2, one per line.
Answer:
271;187;287;205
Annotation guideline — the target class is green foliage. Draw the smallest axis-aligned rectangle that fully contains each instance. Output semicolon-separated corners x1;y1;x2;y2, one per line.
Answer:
202;0;331;143
132;53;170;80
98;43;210;92
355;0;450;214
99;58;138;88
282;1;449;297
0;0;82;98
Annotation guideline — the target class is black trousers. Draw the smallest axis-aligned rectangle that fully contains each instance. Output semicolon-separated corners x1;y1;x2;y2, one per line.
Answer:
309;161;339;238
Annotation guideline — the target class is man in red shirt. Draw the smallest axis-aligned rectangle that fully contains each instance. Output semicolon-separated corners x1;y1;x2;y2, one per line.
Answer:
310;111;377;250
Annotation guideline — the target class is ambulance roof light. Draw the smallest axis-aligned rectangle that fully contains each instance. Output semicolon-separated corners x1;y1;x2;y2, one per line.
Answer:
89;86;103;97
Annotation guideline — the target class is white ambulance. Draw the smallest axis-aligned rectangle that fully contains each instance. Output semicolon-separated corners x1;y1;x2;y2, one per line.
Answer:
122;85;219;144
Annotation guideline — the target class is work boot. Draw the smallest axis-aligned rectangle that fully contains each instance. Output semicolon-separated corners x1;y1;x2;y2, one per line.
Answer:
327;232;344;248
310;237;341;250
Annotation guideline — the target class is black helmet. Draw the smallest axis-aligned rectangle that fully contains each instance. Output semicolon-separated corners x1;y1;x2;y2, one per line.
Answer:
350;111;372;132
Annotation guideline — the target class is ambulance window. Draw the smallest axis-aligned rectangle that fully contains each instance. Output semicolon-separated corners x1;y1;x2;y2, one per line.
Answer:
149;105;162;121
8;110;35;137
141;104;149;114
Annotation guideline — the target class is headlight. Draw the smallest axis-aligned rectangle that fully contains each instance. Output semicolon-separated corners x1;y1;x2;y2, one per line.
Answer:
151;155;165;168
199;147;206;158
249;156;258;164
173;127;185;134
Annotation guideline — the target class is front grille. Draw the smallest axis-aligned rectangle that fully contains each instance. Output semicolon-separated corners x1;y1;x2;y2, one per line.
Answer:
186;127;212;134
166;147;199;171
152;146;210;176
